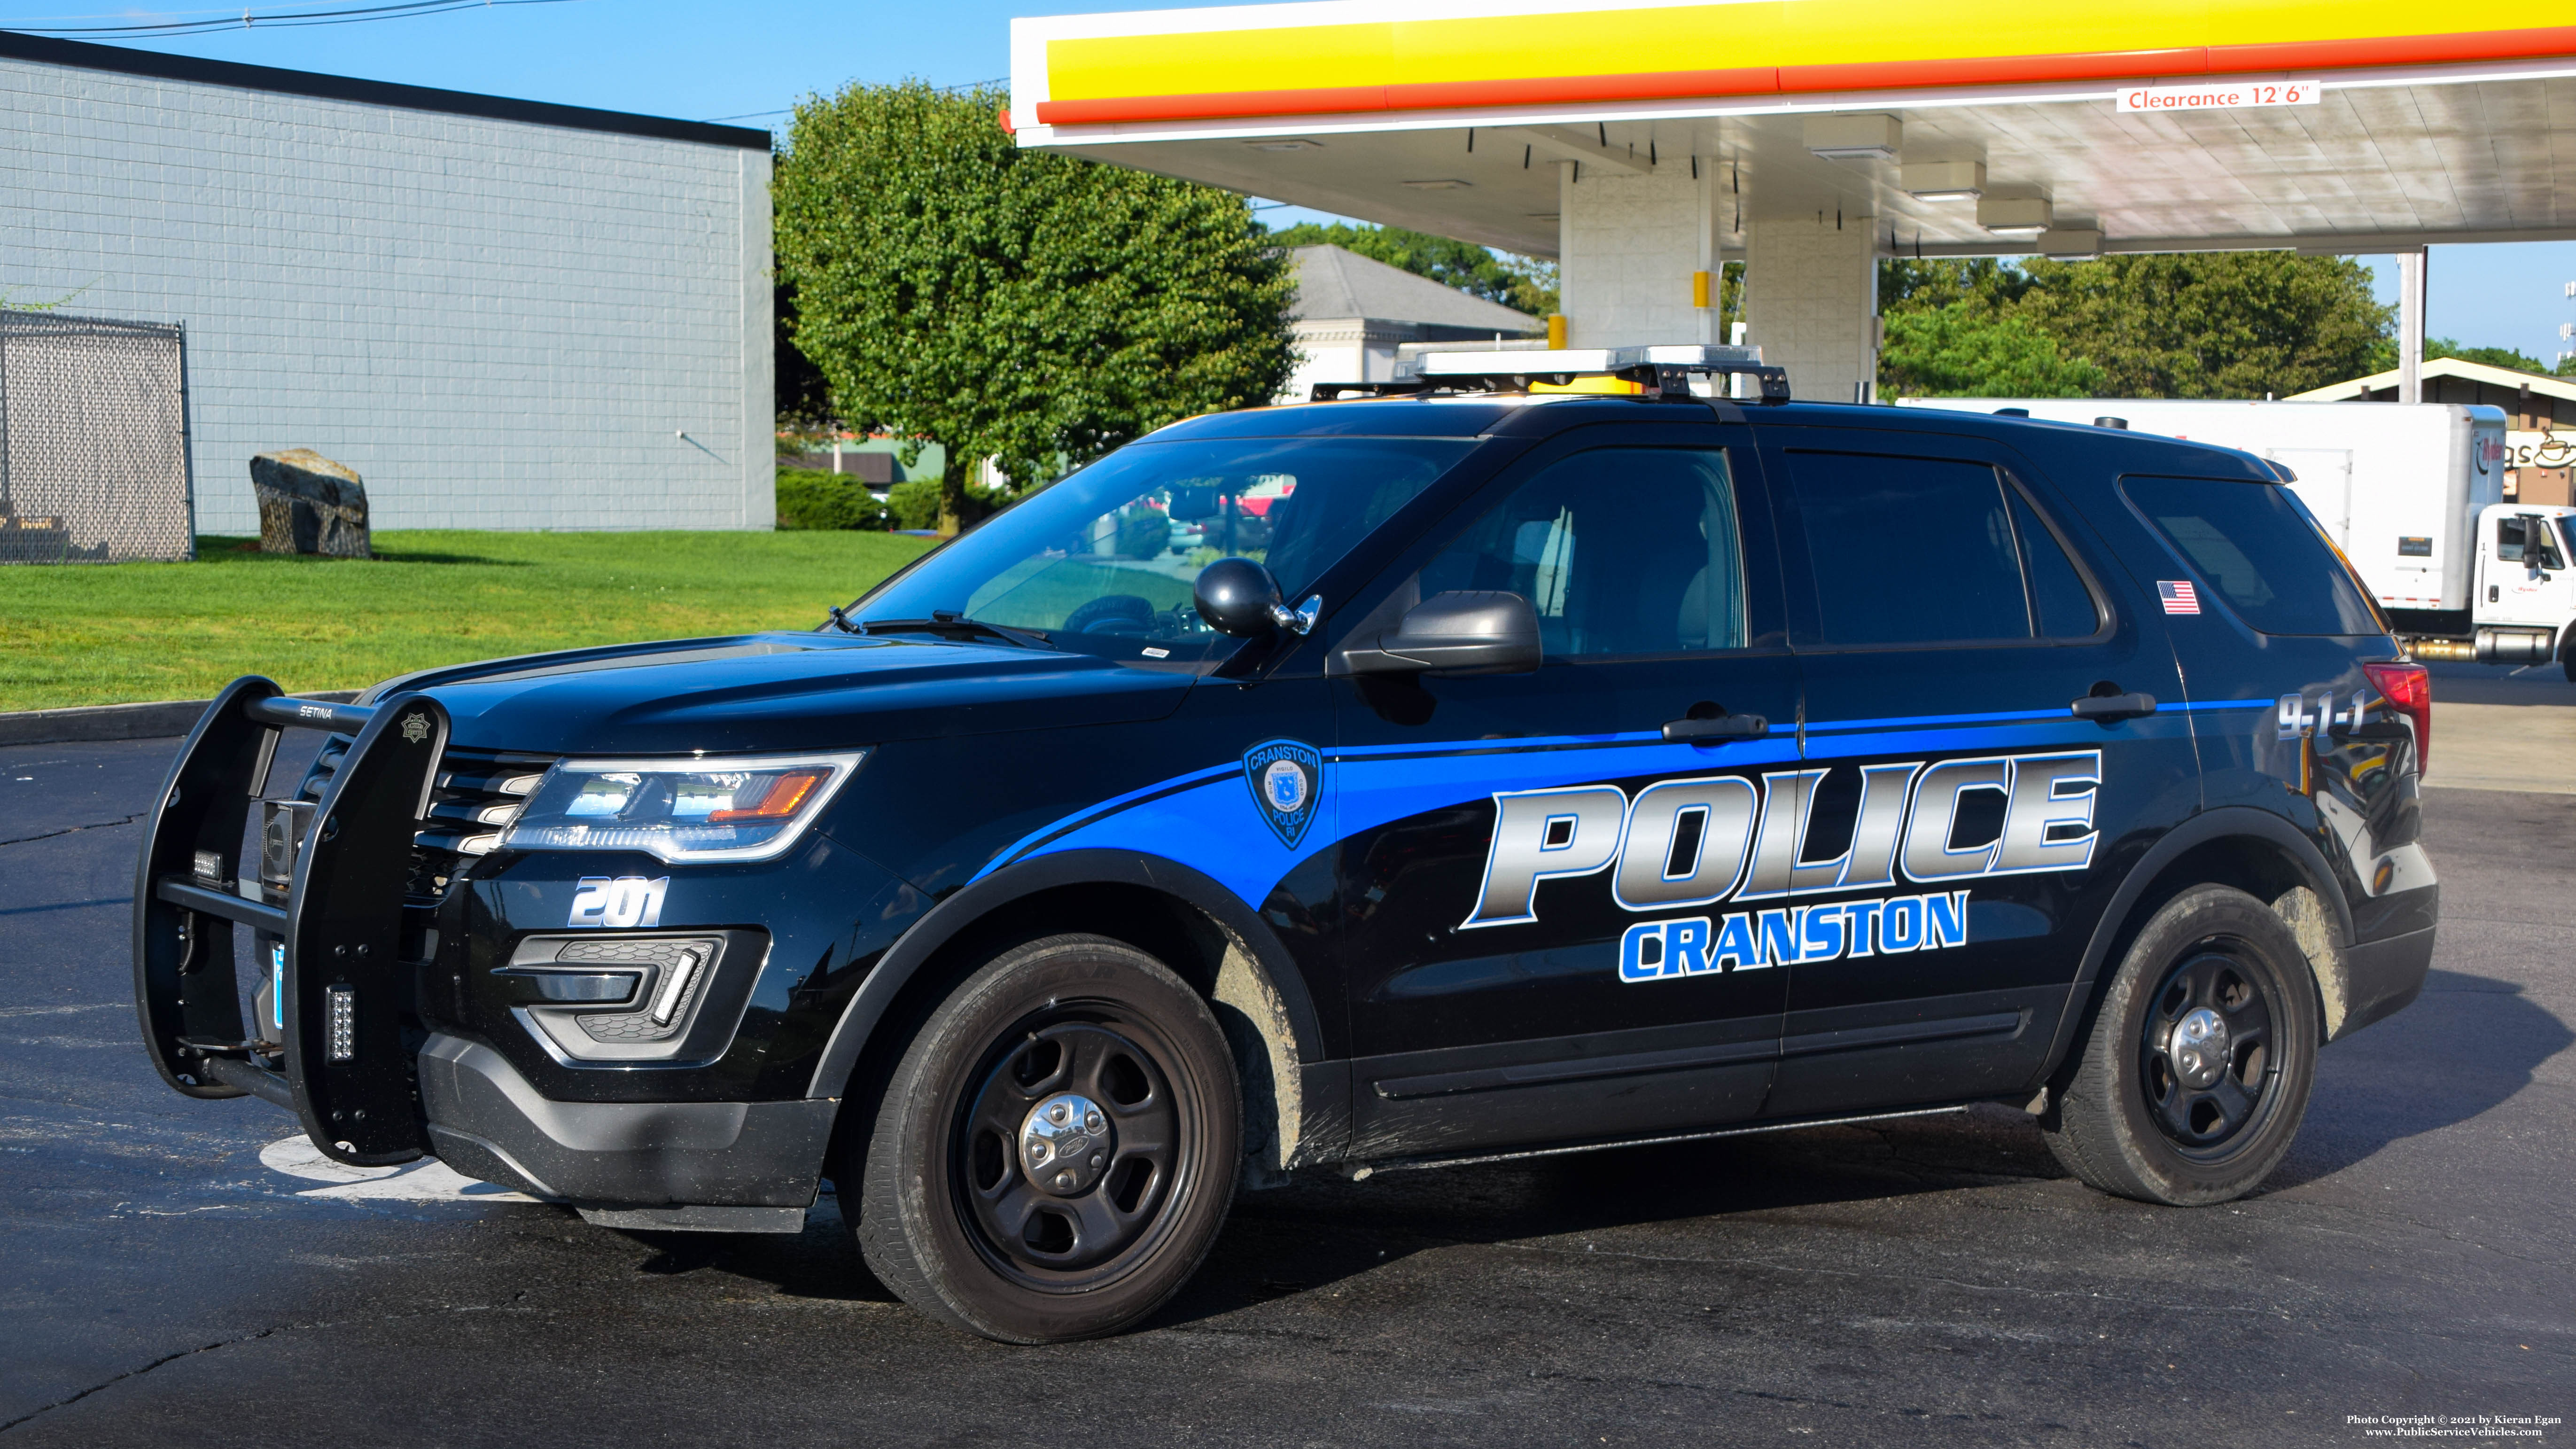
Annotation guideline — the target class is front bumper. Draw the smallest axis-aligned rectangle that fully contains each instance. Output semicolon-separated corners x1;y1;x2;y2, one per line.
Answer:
134;678;893;1192
418;1034;835;1213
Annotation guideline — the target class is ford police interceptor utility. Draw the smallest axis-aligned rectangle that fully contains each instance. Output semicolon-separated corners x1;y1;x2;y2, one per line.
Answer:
133;346;2438;1343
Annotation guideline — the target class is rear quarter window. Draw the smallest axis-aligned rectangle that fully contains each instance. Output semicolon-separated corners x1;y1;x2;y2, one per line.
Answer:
2120;475;2381;636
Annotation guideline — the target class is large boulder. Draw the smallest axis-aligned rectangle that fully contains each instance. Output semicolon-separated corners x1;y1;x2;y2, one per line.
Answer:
252;449;370;558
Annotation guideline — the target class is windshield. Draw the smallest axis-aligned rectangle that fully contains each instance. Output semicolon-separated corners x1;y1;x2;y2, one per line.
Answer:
850;436;1477;663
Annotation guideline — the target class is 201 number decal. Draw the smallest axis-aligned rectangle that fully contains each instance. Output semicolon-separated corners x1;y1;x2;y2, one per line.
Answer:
568;876;669;929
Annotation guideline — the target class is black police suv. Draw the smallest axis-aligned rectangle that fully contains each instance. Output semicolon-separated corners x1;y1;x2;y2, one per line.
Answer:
134;348;2437;1343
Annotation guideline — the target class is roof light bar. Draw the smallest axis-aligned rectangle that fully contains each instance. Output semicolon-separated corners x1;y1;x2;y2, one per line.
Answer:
1403;344;1764;378
1311;344;1790;406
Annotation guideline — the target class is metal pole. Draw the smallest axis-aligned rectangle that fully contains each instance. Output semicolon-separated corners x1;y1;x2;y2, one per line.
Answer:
176;321;197;560
2397;249;2427;405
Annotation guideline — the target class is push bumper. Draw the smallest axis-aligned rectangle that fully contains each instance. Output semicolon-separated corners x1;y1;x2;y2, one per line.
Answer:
133;678;451;1165
418;1034;835;1217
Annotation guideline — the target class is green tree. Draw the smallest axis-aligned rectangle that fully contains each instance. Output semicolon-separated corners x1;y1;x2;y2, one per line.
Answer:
2371;336;2552;374
775;81;1297;531
1271;220;1557;316
1878;253;2391;399
1879;257;2031;316
2011;253;2389;398
1879;301;2104;397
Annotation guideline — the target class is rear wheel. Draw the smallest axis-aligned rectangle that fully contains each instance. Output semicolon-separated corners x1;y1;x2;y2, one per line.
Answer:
2042;885;2319;1206
851;934;1239;1342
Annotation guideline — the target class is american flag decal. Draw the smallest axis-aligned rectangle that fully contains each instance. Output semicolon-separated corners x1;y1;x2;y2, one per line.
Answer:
2158;580;2201;615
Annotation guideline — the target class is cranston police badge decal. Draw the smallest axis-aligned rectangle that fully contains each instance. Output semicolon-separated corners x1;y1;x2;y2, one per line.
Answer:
1242;738;1323;849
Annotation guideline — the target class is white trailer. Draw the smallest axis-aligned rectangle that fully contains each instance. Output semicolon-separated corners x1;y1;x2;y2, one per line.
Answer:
1896;398;2508;617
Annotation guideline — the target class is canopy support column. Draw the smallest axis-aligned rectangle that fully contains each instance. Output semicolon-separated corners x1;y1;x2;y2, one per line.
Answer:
2397;248;2428;405
1742;211;1879;404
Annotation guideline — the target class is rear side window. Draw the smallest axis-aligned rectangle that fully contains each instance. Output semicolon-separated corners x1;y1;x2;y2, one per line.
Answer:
2123;475;2380;636
1781;451;2101;647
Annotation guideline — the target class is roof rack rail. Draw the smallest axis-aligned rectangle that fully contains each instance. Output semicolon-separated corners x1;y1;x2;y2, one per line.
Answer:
1308;344;1791;406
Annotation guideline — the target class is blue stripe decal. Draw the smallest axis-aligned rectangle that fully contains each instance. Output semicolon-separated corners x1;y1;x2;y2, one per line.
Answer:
1805;706;2066;732
972;707;2202;907
1331;729;1660;757
981;760;1239;874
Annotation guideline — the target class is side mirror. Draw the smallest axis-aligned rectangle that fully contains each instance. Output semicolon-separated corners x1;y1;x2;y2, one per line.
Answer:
1335;591;1541;676
1194;557;1289;638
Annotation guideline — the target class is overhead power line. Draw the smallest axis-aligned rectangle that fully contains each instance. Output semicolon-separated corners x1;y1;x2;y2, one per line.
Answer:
717;80;1010;125
0;0;584;39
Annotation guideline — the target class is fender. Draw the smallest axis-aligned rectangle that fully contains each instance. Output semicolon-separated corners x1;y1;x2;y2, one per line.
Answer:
803;848;1331;1102
2033;805;2357;1086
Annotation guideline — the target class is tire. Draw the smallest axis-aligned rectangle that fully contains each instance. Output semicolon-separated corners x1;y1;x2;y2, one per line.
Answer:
2041;885;2319;1207
850;934;1240;1343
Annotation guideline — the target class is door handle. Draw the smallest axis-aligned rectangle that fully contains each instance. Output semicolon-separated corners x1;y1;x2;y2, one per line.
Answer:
1663;713;1769;743
2070;692;2157;722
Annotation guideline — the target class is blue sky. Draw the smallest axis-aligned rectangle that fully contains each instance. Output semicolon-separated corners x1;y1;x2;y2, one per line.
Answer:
36;0;2576;370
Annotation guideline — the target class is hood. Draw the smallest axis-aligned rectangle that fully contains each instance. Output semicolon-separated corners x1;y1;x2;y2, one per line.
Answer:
369;633;1196;756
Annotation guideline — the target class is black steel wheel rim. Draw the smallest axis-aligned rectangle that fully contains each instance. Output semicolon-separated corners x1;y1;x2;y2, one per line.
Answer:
949;1007;1191;1289
2136;939;2281;1158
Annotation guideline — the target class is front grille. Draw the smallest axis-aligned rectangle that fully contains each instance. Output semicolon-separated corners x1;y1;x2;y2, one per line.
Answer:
300;737;555;904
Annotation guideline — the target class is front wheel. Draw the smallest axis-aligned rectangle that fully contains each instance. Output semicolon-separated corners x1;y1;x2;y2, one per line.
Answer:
2041;885;2319;1206
851;934;1240;1342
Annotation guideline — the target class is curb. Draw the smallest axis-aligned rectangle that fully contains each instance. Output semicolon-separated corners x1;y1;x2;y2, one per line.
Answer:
0;691;363;748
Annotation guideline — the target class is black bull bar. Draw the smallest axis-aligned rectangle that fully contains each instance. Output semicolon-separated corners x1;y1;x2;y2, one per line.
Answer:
133;676;449;1166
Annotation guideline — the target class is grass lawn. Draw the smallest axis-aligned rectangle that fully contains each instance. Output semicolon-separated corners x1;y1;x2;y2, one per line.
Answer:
0;530;936;713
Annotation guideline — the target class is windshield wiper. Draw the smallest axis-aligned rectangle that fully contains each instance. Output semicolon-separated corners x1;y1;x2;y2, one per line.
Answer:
829;609;1056;650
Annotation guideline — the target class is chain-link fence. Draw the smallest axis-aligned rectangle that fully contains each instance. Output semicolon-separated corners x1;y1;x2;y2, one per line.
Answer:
0;312;191;565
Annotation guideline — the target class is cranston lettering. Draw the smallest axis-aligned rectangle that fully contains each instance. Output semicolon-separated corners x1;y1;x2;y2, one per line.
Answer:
1461;751;2098;930
1618;891;1972;982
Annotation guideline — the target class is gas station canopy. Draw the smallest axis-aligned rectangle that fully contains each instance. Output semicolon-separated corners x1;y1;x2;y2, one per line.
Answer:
1010;0;2576;260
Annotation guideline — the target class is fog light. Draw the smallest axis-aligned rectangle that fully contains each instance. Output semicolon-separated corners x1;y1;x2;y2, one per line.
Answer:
650;948;704;1026
327;985;357;1062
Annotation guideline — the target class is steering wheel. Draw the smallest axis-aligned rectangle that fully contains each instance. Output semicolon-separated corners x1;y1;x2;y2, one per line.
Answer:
1065;594;1156;636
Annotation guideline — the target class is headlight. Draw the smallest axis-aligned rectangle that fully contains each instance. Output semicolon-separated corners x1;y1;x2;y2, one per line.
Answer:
501;751;866;864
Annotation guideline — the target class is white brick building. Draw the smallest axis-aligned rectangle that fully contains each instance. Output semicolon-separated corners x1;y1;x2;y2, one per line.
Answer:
0;33;773;535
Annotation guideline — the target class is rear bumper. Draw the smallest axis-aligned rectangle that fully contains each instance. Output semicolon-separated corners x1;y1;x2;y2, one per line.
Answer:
2329;926;2436;1042
417;1034;835;1209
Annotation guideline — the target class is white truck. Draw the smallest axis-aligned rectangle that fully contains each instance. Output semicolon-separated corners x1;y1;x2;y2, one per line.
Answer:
1894;398;2568;673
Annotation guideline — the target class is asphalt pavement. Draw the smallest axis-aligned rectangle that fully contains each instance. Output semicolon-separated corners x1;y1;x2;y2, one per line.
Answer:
1;710;2569;1448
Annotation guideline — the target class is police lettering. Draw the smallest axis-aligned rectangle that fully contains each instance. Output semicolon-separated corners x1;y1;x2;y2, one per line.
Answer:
1461;751;2098;931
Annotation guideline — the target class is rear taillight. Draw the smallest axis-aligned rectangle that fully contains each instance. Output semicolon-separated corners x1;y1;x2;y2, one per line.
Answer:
2363;660;2431;774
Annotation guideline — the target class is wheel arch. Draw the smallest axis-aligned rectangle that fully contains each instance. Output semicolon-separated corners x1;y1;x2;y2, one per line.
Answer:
805;849;1332;1180
2037;807;2354;1088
